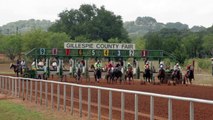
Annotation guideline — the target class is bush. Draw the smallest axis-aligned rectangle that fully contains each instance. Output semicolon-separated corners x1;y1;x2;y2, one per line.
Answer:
197;58;211;70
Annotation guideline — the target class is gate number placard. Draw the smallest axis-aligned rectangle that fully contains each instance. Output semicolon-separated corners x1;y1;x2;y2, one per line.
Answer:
39;48;46;55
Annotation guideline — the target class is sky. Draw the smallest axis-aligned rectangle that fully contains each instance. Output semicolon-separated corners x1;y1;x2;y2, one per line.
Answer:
0;0;213;28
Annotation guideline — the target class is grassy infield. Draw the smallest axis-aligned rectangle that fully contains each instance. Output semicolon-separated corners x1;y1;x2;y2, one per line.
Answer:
0;100;52;120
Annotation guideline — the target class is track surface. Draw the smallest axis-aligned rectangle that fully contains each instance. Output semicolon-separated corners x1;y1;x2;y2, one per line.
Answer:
1;75;213;120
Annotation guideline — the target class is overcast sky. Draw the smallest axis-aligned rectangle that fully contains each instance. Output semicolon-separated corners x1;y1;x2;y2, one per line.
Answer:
0;0;213;28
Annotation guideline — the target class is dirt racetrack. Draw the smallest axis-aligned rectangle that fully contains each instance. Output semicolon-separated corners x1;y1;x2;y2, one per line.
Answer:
1;74;213;120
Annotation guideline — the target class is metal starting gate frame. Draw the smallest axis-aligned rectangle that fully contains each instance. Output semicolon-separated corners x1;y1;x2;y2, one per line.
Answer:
25;48;164;80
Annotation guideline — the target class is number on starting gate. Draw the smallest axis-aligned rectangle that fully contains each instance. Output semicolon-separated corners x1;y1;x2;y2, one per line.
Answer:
52;48;58;55
78;49;83;56
39;48;46;55
92;50;96;56
129;50;134;57
104;49;109;56
117;50;121;57
65;49;70;56
141;50;148;57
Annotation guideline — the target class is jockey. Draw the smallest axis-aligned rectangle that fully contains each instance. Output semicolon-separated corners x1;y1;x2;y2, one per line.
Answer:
76;60;83;72
52;61;57;70
144;62;150;70
107;61;114;71
173;63;182;75
186;64;191;71
159;61;165;70
31;61;36;70
173;63;181;71
95;60;102;70
127;62;133;70
21;60;26;68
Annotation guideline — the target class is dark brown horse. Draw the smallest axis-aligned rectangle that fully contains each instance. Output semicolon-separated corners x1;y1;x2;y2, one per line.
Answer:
124;67;134;84
158;68;166;84
183;70;194;84
171;69;182;85
10;63;23;77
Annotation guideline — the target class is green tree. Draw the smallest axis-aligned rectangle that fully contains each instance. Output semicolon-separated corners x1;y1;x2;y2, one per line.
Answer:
49;4;129;42
202;34;213;56
134;37;145;50
181;33;202;58
47;32;70;48
3;35;22;61
22;29;48;51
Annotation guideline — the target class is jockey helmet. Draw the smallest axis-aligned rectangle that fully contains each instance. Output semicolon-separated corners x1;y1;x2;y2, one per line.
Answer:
160;61;164;64
176;63;179;66
128;62;130;65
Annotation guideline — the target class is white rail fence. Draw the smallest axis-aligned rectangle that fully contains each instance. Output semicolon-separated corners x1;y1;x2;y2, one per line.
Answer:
0;75;213;120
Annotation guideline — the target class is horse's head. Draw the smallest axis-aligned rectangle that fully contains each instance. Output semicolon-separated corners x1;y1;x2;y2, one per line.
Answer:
9;63;15;69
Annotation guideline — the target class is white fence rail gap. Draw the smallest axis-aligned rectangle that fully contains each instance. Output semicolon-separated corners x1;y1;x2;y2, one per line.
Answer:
0;75;213;120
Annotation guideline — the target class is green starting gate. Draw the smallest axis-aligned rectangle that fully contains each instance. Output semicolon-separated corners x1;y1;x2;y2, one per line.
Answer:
26;49;163;79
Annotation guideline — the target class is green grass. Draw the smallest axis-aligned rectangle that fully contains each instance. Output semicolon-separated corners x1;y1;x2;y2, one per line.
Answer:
0;100;52;120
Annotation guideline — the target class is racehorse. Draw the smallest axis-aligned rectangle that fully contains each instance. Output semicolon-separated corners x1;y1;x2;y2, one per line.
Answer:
158;68;166;84
171;69;182;85
95;67;102;82
124;67;134;84
74;67;82;83
183;69;194;84
143;68;152;83
10;63;23;77
106;67;123;84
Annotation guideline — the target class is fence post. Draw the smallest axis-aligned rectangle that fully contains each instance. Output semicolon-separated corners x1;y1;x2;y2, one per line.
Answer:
45;82;48;108
2;77;4;93
51;83;54;110
30;80;32;102
190;102;194;120
22;79;24;99
121;92;125;120
88;88;91;120
150;96;154;120
109;90;112;120
71;86;74;115
135;94;138;120
12;78;14;96
35;80;38;104
5;77;7;94
64;84;66;112
18;78;21;98
79;87;82;117
40;81;42;105
26;79;28;100
57;83;60;111
15;78;17;97
8;78;10;96
98;89;101;120
168;99;172;120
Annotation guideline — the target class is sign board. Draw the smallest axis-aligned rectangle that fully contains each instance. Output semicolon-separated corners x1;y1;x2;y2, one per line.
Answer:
64;43;135;50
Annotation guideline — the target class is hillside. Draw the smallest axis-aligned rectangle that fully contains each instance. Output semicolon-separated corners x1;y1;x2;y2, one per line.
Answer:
0;19;53;35
0;17;208;37
123;16;207;37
